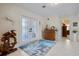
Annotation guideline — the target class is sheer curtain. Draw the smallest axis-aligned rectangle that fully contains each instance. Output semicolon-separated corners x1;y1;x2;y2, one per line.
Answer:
21;16;39;41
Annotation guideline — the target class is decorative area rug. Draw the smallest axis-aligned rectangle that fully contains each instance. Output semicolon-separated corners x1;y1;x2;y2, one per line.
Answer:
20;40;56;56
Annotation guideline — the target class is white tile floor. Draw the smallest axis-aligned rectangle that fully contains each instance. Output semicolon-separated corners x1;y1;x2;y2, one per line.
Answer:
8;39;79;56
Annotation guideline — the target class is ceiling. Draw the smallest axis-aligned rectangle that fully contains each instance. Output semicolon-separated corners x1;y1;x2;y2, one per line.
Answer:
0;3;79;17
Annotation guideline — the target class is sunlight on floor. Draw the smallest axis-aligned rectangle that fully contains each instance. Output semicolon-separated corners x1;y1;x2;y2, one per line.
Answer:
65;39;71;47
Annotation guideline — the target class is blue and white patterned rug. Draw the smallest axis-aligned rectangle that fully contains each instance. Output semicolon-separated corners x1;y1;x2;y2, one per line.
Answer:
20;40;56;56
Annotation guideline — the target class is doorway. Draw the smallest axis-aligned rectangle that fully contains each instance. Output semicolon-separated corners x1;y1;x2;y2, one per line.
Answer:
61;18;70;39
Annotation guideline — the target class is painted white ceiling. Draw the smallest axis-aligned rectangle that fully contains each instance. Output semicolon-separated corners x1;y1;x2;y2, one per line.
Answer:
0;3;79;17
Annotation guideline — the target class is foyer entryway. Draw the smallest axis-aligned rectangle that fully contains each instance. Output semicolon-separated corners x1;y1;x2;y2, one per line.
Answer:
61;17;70;40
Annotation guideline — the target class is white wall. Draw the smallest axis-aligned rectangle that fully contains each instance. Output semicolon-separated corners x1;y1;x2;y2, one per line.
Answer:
0;5;46;47
68;16;79;41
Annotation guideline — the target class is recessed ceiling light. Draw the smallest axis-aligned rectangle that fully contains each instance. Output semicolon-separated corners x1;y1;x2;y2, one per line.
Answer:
42;5;46;8
42;3;59;8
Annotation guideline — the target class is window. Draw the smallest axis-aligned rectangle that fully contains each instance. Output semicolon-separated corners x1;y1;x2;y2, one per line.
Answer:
73;22;78;27
21;16;39;41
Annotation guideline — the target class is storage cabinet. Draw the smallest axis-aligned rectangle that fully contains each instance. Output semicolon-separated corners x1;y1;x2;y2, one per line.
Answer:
43;29;55;41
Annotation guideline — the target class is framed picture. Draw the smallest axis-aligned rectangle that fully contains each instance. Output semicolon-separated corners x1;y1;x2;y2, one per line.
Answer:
73;22;78;27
